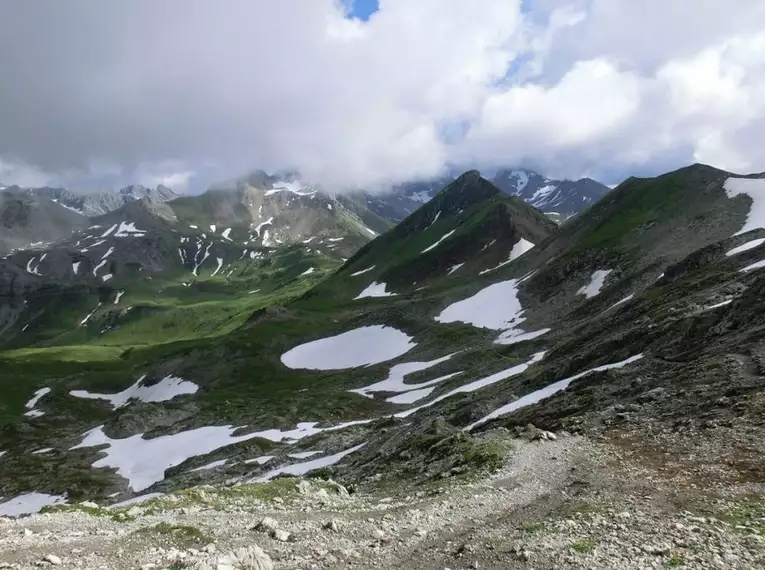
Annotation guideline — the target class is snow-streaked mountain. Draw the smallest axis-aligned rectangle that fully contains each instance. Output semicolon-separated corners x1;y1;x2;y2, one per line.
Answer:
32;185;178;217
364;169;611;223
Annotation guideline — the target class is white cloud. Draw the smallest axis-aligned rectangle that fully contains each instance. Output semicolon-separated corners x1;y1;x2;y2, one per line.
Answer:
0;0;763;191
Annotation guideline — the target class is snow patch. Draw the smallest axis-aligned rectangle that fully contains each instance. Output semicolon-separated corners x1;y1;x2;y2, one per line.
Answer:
354;281;396;300
741;258;765;272
79;303;101;326
251;443;366;482
281;325;415;370
69;375;198;409
448;263;465;275
396;352;546;419
466;355;644;430
114;222;146;237
479;238;535;275
25;387;51;410
102;274;113;282
349;354;458;399
577;270;613;298
724;177;765;236
300;267;315;276
210;257;224;277
191;459;228;472
350;265;375;277
114;291;125;304
221;228;232;240
422;229;456;253
72;261;81;275
0;492;67;518
726;238;765;256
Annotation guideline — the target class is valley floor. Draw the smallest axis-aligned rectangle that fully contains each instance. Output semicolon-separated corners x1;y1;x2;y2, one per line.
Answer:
1;421;763;570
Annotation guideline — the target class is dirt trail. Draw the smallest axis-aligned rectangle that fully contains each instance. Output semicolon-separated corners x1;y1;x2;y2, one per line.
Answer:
1;432;763;569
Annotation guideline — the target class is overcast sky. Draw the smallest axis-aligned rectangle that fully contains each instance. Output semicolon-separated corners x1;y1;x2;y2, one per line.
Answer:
0;0;763;192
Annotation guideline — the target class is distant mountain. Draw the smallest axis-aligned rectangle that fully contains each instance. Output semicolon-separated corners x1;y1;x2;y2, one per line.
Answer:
358;168;611;223
32;184;178;217
0;187;89;254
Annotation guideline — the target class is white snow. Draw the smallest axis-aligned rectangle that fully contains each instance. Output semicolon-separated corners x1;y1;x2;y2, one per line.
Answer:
436;280;522;330
512;170;530;192
302;236;316;244
32;448;54;454
479;238;535;275
466;355;644;430
607;294;635;312
79;303;101;326
328;237;344;242
110;493;165;508
281;325;415;370
72;261;81;275
209;224;216;233
726;238;765;256
114;291;125;304
69;375;198;409
724;177;765;236
350;265;376;277
210;257;224;277
26;256;42;275
288;451;322;460
71;425;265;491
741;258;765;272
705;299;733;310
422;229;456;253
244;455;274;465
362;225;378;237
191;459;228;472
114;222;146;237
262;229;275;247
251;443;366;482
577;270;613;298
327;204;333;210
101;224;118;238
448;263;465;275
92;259;108;276
248;289;261;294
349;354;458;399
264;180;316;197
436;279;551;345
0;492;67;517
24;409;45;418
429;211;441;227
354;281;396;300
102;274;113;282
192;242;212;276
495;328;551;345
396;352;546;419
300;267;315;276
25;387;50;410
189;225;198;229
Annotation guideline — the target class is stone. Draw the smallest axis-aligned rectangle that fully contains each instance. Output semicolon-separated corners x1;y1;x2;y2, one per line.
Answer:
323;520;340;532
270;529;292;542
42;554;62;565
255;517;279;533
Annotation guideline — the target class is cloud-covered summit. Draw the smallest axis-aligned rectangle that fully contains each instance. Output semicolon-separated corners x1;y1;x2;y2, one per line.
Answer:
0;0;763;192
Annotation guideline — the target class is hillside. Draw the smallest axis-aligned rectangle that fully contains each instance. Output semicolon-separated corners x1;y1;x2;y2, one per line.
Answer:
1;164;765;569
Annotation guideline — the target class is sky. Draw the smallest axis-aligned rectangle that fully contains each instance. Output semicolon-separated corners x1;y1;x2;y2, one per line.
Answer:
0;0;764;193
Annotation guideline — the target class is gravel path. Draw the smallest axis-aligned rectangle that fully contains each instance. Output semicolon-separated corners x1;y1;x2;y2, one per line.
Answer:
1;431;763;569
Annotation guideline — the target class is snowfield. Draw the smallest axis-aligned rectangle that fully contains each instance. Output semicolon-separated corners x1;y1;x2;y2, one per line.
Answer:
466;354;645;430
69;375;198;409
577;269;613;298
251;443;366;482
726;238;765;256
354;281;396;300
724;177;765;236
0;492;67;518
349;354;459;399
281;325;415;370
396;352;546;419
350;265;376;277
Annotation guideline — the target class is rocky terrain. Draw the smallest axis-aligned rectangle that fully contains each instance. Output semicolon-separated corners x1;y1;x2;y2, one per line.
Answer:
1;164;764;569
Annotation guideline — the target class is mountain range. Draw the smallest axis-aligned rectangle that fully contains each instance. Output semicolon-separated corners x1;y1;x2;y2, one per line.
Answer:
0;163;764;569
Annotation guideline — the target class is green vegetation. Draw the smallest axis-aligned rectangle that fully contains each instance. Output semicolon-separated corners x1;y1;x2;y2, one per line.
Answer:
667;554;685;567
135;522;214;546
570;538;596;554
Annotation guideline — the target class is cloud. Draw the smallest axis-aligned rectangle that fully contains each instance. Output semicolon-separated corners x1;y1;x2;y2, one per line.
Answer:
0;0;763;191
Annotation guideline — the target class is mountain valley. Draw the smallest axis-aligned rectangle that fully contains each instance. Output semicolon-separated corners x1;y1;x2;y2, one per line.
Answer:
0;164;764;569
